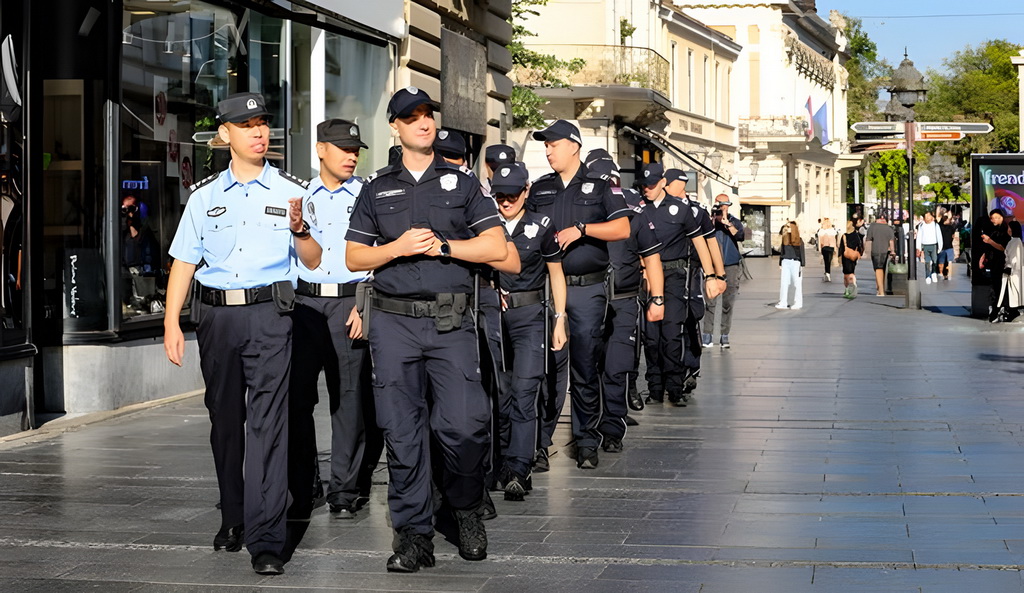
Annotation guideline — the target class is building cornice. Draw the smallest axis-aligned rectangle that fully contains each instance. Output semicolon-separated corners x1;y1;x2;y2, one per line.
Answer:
659;6;743;58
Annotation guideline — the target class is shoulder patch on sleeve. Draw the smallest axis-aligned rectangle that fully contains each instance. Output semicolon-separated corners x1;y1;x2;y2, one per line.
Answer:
278;169;310;189
188;172;218;193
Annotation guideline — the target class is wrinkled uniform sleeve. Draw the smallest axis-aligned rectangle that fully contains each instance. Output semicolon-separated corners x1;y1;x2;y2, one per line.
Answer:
168;189;206;265
464;183;502;233
344;183;379;246
602;185;632;221
540;224;562;262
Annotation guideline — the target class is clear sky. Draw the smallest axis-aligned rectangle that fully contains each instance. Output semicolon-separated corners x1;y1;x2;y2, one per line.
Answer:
816;0;1024;74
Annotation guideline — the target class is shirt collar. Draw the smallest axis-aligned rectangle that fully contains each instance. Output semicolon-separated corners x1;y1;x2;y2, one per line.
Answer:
222;160;272;191
309;174;362;197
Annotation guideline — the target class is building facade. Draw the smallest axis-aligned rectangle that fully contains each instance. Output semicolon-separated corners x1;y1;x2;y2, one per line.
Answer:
0;0;512;435
679;0;859;254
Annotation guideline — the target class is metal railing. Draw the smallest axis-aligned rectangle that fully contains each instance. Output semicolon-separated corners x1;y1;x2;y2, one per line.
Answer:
518;44;670;97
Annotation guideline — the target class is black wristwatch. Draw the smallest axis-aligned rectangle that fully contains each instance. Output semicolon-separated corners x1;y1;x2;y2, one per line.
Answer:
438;240;451;259
716;274;727;281
574;221;587;237
291;220;310;238
703;272;716;280
649;295;665;307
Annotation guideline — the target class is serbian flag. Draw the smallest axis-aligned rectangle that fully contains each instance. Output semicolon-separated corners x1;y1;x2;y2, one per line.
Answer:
813;103;829;145
805;96;814;140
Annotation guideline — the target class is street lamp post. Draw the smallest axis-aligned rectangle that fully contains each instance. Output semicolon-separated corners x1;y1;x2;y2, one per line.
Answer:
888;51;928;309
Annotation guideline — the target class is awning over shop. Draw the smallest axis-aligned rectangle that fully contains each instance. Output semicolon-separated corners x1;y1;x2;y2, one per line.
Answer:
621;125;737;190
740;196;791;207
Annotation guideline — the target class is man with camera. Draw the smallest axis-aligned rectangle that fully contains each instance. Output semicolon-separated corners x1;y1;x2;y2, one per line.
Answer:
703;194;744;349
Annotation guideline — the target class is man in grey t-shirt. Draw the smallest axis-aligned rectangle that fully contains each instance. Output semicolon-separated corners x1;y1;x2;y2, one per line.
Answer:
864;215;895;296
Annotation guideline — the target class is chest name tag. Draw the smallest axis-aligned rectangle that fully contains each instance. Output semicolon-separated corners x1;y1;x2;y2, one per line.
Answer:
376;189;405;199
536;189;557;196
265;206;287;217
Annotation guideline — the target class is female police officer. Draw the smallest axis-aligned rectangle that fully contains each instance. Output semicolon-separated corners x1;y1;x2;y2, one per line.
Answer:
344;87;507;573
163;92;322;575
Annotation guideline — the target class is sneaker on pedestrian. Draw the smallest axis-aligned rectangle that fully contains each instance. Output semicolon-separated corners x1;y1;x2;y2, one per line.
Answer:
791;304;803;310
849;283;857;298
925;275;932;284
823;272;830;282
720;334;730;349
931;272;938;283
701;333;713;348
775;303;788;309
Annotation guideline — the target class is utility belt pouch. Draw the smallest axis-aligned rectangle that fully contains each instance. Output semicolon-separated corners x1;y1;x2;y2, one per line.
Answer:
434;292;467;332
355;282;372;336
271;280;296;314
188;281;203;325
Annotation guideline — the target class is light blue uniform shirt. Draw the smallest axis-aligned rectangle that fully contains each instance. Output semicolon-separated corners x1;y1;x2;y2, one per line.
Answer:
296;174;368;285
168;161;307;289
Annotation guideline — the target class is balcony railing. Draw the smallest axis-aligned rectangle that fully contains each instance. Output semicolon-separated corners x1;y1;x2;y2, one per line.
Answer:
517;44;670;97
739;115;811;142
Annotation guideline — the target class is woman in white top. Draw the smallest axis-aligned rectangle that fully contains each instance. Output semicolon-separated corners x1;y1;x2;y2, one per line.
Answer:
818;218;838;282
996;220;1023;322
916;211;943;284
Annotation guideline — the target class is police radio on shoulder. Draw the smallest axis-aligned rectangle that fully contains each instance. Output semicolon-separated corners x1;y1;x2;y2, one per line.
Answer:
291;220;311;239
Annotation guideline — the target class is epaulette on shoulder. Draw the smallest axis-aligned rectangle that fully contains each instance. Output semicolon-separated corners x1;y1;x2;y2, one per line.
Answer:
533;171;558;185
189;172;218;193
585;170;611;182
278;169;310;189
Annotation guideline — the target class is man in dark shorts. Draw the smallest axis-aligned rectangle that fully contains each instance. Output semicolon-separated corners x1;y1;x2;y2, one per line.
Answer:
865;215;895;296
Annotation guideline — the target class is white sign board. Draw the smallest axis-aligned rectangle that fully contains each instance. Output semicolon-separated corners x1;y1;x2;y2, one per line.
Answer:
300;0;405;39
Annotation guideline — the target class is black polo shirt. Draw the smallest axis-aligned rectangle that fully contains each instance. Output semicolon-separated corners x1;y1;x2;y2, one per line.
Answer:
345;154;502;299
608;200;662;292
500;211;561;293
526;163;631;276
641;192;701;263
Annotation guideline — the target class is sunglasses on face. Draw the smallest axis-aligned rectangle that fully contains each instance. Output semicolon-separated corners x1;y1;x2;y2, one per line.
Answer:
494;193;520;204
121;204;138;214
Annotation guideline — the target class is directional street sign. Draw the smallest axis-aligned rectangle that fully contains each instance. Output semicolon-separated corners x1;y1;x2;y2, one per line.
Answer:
917;130;966;142
917;122;993;134
851;141;906;154
850;121;903;134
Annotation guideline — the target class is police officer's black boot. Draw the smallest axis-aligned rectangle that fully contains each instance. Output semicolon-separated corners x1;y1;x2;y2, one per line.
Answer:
644;389;664;404
627;379;644;411
386;531;436;573
453;507;488;561
503;472;530;502
533;448;550;473
213;524;244;552
477;489;497;520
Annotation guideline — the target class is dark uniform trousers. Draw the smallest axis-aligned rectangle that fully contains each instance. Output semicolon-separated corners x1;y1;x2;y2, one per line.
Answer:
368;310;490;535
477;287;503;485
565;282;608;452
600;294;639;440
195;300;290;556
643;265;704;397
496;302;546;478
539;344;569;450
288;294;371;515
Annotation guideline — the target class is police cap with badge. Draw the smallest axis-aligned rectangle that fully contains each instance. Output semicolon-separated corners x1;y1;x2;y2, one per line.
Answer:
387;86;441;122
317;118;368;149
433;129;467;160
490;163;529;196
533;120;582;145
485;144;517;166
217;92;272;124
665;169;689;185
640;162;665;185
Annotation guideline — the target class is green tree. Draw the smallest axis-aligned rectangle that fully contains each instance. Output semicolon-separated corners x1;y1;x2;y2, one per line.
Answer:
843;15;891;127
508;0;585;129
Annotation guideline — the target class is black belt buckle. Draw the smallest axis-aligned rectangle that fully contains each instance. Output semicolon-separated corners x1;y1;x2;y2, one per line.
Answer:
271;281;295;313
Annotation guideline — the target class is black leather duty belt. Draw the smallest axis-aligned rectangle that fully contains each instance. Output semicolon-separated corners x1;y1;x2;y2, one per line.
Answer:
506;289;544;309
565;271;607;286
297;279;358;298
198;284;274;306
662;258;690;270
369;293;472;318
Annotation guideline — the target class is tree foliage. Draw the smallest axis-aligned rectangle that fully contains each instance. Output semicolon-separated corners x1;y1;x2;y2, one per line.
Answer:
915;39;1022;156
508;0;585;129
843;15;891;127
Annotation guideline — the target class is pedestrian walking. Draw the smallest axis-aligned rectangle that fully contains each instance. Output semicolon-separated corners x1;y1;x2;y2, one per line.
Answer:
702;194;744;348
817;217;837;282
865;215;895;297
937;209;957;280
995;220;1024;322
978;209;1011;322
344;87;508;572
525;120;631;470
490;162;567;501
839;220;864;299
916;211;943;284
162;92;323;576
776;221;805;309
288;118;377;523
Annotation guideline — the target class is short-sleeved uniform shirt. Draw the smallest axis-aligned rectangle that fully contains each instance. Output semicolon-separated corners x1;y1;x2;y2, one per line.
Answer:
608;190;662;292
345;154;503;299
168;161;307;289
500;211;561;293
525;164;631;276
297;174;367;284
640;192;702;263
865;222;895;255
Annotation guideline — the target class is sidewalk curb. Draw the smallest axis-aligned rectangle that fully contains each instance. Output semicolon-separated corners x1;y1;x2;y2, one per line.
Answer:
0;390;204;447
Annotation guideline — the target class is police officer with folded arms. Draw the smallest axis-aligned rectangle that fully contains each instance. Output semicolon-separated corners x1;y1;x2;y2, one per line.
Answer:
639;164;722;407
526;120;631;470
163;93;322;576
344;87;507;573
288;118;379;521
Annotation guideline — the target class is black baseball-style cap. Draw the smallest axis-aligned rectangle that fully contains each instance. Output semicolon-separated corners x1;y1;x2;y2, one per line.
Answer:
588;157;620;179
485;144;516;165
664;169;689;184
490;162;529;195
533;120;582;145
433;129;467;159
216;92;271;124
387;86;441;122
640;162;665;185
316;118;368;149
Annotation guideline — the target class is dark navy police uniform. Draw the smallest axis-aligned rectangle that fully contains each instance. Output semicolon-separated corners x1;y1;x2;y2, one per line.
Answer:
345;153;502;538
168;159;306;558
526;161;630;462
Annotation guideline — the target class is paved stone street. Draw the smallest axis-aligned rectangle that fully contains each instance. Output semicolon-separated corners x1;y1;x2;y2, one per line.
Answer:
2;255;1023;592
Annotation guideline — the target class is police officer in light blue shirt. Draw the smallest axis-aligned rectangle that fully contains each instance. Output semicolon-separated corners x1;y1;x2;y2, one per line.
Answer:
288;119;382;523
163;92;322;577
